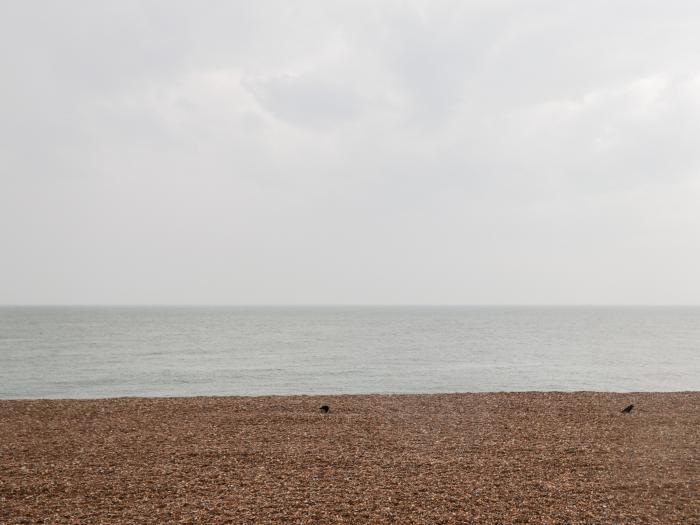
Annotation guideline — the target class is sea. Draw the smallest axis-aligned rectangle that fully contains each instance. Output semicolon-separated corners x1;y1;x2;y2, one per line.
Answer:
0;306;698;399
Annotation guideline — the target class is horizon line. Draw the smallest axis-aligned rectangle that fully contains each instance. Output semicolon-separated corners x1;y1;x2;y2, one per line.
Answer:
2;303;700;308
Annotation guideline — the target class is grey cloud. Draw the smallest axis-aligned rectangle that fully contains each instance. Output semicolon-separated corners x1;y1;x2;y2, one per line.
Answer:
243;73;362;129
2;1;700;304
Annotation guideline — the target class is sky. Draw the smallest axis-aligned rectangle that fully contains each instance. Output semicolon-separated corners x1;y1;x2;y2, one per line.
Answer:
2;1;700;305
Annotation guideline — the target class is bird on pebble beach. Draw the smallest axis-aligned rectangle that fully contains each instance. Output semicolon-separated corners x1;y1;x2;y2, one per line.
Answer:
621;404;634;414
319;405;330;414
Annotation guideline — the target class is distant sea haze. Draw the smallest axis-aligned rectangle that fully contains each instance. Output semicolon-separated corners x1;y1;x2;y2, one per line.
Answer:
0;306;698;399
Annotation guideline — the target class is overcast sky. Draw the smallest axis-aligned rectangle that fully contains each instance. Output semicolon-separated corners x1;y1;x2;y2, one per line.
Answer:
2;1;700;305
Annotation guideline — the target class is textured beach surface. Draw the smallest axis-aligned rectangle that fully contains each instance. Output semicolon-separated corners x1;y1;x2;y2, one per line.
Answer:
1;393;698;524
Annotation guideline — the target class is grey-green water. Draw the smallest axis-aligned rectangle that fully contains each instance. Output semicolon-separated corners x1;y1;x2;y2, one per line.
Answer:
1;306;698;399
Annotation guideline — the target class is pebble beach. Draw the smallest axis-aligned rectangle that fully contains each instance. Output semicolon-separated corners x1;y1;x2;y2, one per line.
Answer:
1;392;698;524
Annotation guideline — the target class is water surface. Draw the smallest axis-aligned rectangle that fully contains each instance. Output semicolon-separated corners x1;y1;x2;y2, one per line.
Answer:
1;306;698;399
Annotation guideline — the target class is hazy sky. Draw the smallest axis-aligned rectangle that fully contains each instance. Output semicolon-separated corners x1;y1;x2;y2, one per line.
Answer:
2;1;700;304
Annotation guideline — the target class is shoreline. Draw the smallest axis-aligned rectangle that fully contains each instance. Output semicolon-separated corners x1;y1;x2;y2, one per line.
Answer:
3;388;698;402
2;392;698;523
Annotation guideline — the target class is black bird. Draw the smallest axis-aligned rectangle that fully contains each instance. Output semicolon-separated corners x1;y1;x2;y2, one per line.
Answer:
621;404;634;414
319;405;330;414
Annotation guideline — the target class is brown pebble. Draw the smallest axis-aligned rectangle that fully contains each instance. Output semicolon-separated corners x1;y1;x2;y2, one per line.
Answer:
1;392;698;524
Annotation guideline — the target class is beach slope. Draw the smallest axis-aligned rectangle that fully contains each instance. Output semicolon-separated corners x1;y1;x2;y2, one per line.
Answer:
1;392;698;524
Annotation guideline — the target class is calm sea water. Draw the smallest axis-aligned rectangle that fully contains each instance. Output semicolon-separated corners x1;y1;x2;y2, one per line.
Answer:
0;306;698;399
